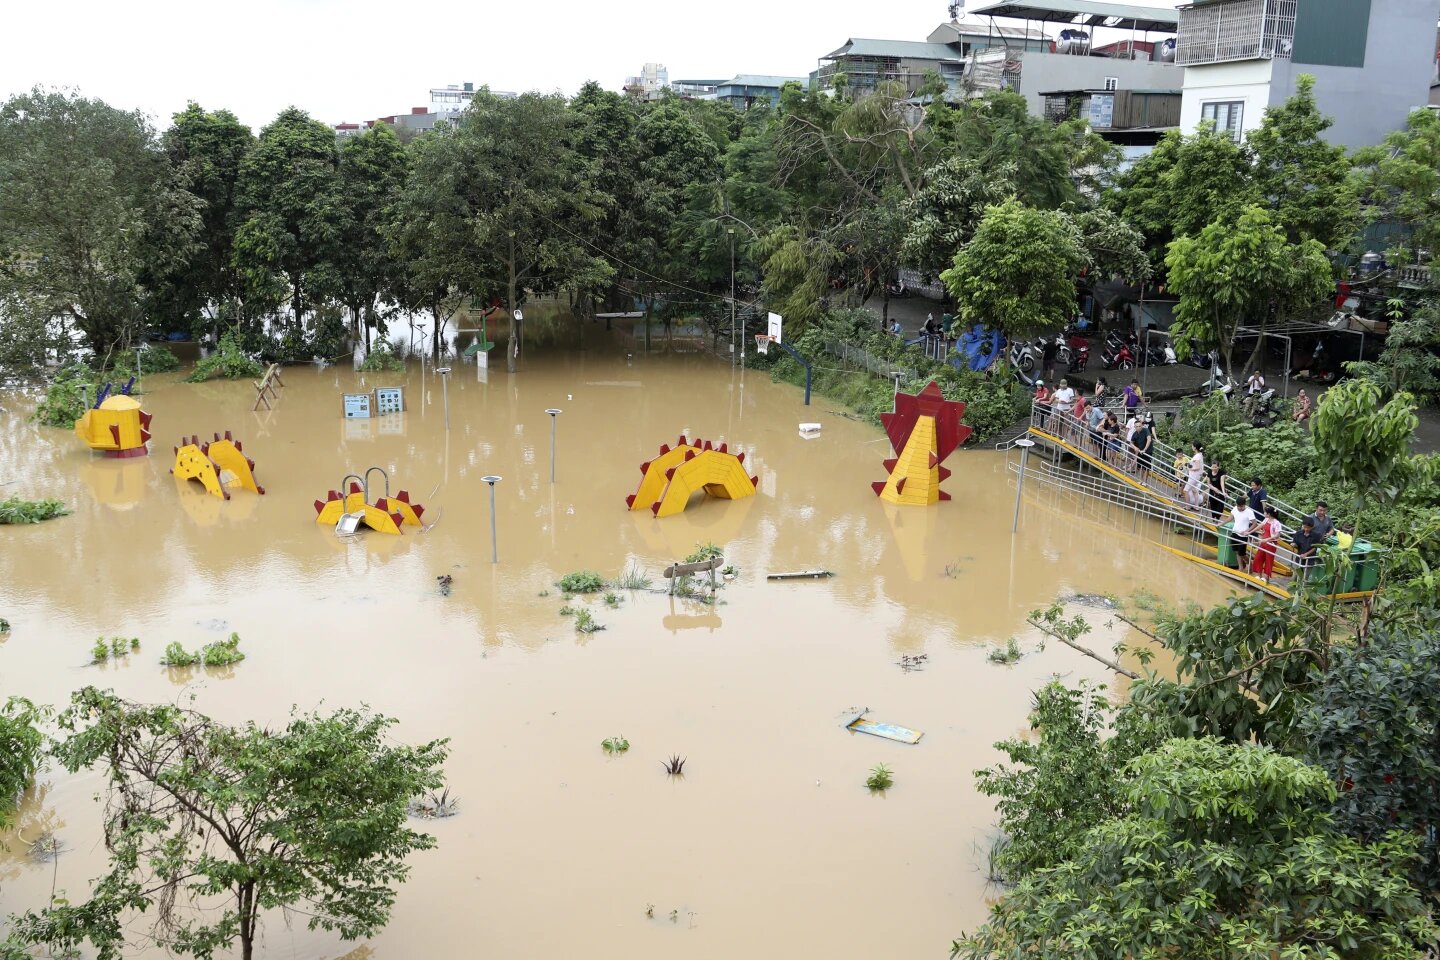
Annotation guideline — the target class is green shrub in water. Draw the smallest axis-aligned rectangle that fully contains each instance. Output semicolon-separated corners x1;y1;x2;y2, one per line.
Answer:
0;497;70;524
359;343;406;372
110;344;181;376
866;763;894;791
184;332;264;383
558;571;606;594
684;542;723;564
573;610;605;634
33;363;98;428
161;632;246;667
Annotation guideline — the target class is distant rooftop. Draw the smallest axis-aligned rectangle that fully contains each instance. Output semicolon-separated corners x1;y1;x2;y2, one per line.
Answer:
965;0;1179;33
931;20;1050;41
823;38;967;61
717;75;808;88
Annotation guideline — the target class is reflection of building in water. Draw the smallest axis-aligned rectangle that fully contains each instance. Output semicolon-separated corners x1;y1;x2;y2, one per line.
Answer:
78;458;150;511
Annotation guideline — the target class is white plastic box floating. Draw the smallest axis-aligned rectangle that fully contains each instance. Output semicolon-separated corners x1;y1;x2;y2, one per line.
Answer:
798;422;822;440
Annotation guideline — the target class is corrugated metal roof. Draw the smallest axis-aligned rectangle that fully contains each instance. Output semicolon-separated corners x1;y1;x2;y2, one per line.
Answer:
717;75;808;88
965;0;1178;32
823;38;967;61
930;20;1051;40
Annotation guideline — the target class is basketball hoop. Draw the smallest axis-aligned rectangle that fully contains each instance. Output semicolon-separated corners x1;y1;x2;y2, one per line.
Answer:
755;334;774;356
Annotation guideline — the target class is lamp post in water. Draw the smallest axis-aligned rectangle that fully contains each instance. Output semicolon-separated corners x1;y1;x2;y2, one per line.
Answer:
544;408;562;483
481;475;502;562
436;367;452;431
1011;438;1035;534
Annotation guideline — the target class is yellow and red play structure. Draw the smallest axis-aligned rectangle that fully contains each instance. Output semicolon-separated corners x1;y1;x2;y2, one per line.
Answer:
75;392;152;458
872;381;972;506
313;467;425;535
626;435;759;518
172;432;266;499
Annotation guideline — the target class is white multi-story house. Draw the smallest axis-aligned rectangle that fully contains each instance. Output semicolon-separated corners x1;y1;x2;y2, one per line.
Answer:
1175;0;1440;147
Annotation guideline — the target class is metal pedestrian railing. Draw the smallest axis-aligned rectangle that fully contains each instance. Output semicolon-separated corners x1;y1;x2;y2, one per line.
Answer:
1026;401;1317;534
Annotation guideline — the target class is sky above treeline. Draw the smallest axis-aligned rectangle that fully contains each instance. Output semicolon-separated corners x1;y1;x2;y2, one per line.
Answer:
3;0;1184;132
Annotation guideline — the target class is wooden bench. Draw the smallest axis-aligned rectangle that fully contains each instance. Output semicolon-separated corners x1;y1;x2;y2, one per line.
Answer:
662;555;724;595
252;364;285;411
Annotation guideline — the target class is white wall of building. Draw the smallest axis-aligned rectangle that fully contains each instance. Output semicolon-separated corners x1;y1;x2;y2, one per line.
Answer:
1178;59;1276;137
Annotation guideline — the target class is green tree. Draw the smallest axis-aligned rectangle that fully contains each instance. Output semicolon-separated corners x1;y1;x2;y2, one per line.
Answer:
1347;299;1440;401
0;88;197;357
1248;74;1358;248
941;199;1083;341
954;738;1438;960
1352;107;1440;265
900;156;1016;279
1312;378;1418;511
10;687;448;960
441;90;610;369
154;103;255;338
1165;204;1332;374
976;682;1165;881
1109;128;1258;279
0;697;45;830
232;107;347;332
1302;607;1440;894
335;124;409;349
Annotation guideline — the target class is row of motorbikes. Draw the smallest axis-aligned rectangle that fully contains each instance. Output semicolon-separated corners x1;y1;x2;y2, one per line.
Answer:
1009;326;1208;379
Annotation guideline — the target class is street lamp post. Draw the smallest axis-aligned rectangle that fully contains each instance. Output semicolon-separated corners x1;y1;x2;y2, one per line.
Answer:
1012;438;1036;534
728;227;736;365
481;475;502;563
436;367;452;430
544;408;561;483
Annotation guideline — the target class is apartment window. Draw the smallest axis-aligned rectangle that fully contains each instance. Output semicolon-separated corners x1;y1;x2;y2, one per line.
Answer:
1201;100;1245;139
1103;76;1118;91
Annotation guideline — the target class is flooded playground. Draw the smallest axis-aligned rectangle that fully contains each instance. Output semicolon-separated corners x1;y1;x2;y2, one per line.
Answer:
0;337;1232;959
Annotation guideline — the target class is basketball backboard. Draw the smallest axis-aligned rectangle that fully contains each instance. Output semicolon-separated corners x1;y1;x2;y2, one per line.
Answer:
767;312;783;343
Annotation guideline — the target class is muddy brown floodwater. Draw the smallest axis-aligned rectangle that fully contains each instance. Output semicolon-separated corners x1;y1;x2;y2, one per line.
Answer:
0;333;1233;959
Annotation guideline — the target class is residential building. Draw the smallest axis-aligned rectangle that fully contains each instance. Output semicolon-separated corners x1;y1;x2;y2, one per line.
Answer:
1175;0;1440;148
959;0;1184;117
1041;87;1181;141
711;75;808;109
672;79;725;98
926;18;1053;55
332;82;515;140
624;63;670;100
817;38;969;97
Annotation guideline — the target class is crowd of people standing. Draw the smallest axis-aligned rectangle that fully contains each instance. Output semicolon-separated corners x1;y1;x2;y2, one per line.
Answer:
1031;380;1350;587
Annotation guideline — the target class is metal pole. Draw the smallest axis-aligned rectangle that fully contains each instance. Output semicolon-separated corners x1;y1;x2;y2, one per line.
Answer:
1012;439;1035;533
437;367;452;430
545;408;561;483
729;228;736;365
482;476;502;563
1142;328;1150;399
1283;338;1291;404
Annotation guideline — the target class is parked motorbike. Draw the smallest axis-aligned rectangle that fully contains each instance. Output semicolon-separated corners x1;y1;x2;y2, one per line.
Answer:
1102;339;1135;370
1243;387;1278;426
1198;365;1238;400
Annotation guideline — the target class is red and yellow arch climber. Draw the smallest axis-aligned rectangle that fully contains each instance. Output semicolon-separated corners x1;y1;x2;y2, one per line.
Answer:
172;432;266;500
872;381;972;506
626;435;759;518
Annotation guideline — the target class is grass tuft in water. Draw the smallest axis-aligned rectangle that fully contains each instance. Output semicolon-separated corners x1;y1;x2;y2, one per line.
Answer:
572;609;605;634
865;763;894;791
987;638;1023;665
611;565;652;591
558;571;606;594
601;736;630;754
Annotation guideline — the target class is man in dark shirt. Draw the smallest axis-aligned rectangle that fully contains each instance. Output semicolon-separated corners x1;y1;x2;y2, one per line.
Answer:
1306;501;1334;540
1292;519;1322;573
1042;338;1059;381
1247;478;1268;514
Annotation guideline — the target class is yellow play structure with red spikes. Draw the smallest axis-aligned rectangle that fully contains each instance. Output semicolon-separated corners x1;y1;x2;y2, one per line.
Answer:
171;432;266;499
872;381;972;506
313;467;425;535
626;435;759;518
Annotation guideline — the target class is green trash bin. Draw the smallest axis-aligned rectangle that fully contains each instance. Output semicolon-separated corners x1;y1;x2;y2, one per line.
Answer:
1348;540;1378;591
1215;522;1237;568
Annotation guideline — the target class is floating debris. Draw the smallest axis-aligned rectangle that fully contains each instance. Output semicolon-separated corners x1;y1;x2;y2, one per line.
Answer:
897;653;929;672
844;712;923;745
766;570;834;581
437;574;453;596
408;787;460;819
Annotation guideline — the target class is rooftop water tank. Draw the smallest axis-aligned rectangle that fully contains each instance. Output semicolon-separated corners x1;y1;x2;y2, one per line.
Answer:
1057;29;1091;55
1157;38;1177;62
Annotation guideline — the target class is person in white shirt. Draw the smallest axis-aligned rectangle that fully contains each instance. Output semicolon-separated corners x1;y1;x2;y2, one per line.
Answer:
1051;379;1077;439
1245;371;1266;395
1184;441;1206;508
1228;495;1258;570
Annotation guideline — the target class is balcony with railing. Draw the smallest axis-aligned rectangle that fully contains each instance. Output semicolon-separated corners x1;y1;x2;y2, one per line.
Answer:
1175;0;1296;66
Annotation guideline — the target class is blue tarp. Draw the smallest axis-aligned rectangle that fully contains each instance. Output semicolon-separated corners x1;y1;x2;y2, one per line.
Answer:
956;324;1002;372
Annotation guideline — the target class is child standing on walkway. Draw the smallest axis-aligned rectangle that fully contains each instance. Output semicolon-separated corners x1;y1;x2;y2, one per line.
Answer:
1250;506;1282;583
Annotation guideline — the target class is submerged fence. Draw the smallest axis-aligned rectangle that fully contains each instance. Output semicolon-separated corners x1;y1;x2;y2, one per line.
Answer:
823;339;918;380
